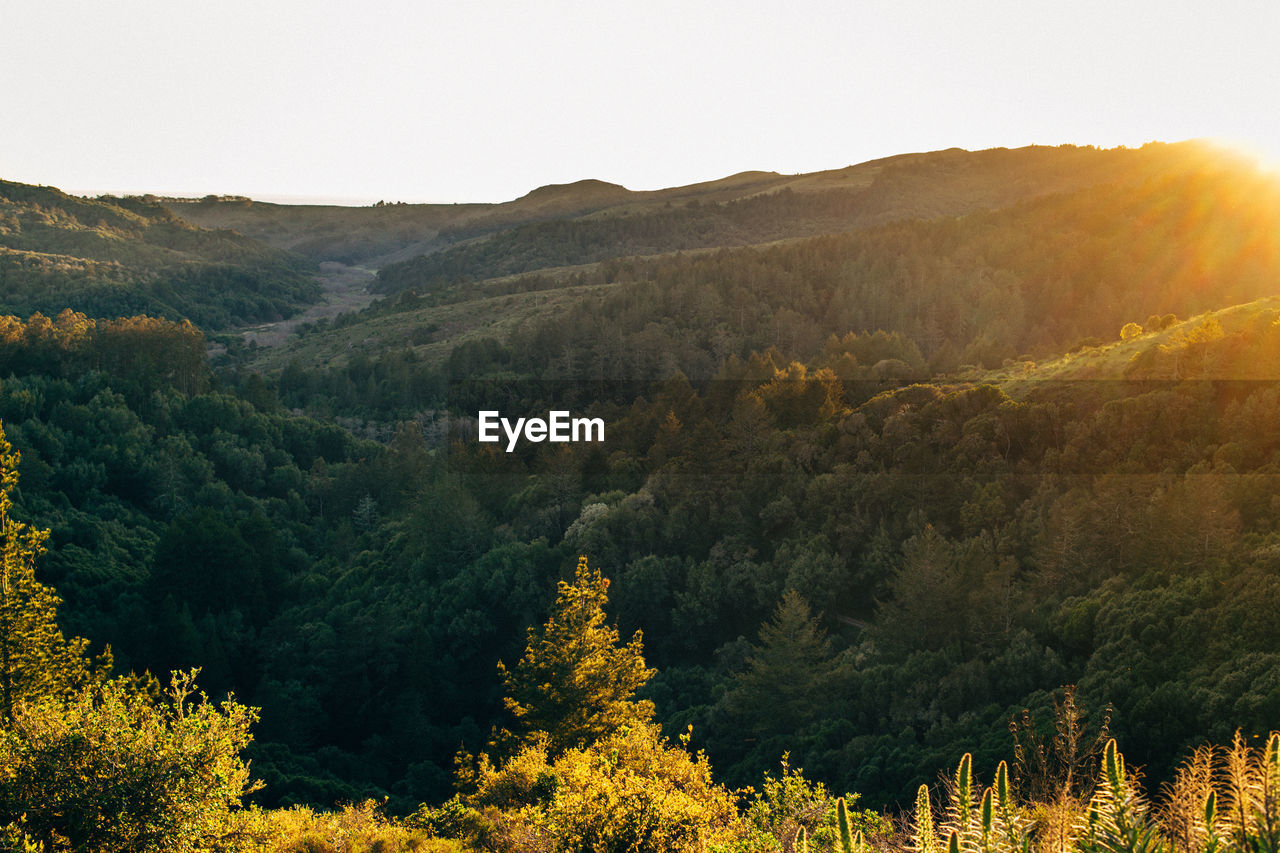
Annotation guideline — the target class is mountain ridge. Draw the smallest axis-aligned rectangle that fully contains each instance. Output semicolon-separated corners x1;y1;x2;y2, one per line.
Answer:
164;143;1217;271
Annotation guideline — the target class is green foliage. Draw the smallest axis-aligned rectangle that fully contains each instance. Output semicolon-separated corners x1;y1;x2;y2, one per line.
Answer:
497;556;655;754
0;671;258;852
0;421;262;851
0;423;100;722
0;311;207;395
719;591;848;741
0;181;318;329
462;721;740;853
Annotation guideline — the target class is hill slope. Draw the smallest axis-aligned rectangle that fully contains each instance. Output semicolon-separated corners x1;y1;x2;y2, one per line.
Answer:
10;141;1280;817
373;142;1225;294
168;143;1217;281
244;141;1280;385
0;181;319;328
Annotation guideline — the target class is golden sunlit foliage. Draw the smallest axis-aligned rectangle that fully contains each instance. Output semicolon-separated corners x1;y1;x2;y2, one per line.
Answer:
0;422;260;853
885;734;1280;853
222;800;456;853
0;672;259;853
429;556;743;853
459;722;741;853
0;422;101;723
496;556;655;755
0;310;206;393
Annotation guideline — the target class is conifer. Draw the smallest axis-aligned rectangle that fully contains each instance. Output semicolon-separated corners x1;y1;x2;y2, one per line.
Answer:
498;555;654;754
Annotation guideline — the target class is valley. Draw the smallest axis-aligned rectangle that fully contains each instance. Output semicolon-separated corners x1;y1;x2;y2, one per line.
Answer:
2;140;1279;851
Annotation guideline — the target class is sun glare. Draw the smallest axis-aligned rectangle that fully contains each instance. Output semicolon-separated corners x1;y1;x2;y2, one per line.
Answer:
1212;136;1280;180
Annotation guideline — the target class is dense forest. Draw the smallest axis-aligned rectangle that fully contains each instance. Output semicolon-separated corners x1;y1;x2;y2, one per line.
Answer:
0;143;1278;851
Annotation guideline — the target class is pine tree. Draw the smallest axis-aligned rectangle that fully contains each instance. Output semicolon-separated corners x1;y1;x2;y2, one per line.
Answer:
719;590;846;737
0;422;97;723
498;555;655;754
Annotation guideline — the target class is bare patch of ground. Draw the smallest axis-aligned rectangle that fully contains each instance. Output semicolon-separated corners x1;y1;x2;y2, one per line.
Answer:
240;262;378;347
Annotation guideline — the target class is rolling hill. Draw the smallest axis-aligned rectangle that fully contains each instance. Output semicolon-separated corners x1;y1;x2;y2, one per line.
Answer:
9;138;1280;820
0;180;319;328
238;140;1280;390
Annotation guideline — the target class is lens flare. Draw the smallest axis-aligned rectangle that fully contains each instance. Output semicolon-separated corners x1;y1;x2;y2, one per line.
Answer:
1209;136;1280;179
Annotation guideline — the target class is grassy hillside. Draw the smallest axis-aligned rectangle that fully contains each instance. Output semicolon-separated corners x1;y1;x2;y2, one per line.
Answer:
163;195;489;268
168;143;1209;282
243;141;1280;388
247;280;612;373
973;295;1280;393
373;142;1222;294
0;181;319;328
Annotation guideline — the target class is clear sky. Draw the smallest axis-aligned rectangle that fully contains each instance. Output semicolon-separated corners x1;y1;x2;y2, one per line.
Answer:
4;0;1278;204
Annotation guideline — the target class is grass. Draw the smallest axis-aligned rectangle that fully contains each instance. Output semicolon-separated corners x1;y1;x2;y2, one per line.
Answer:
970;296;1280;397
245;280;616;372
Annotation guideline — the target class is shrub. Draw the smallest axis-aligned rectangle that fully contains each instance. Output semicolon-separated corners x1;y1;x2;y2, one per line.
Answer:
220;800;455;853
0;671;258;852
461;722;741;853
738;756;885;852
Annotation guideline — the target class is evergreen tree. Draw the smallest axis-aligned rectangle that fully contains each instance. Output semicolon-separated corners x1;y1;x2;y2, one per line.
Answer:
498;555;655;754
719;590;846;738
0;422;98;724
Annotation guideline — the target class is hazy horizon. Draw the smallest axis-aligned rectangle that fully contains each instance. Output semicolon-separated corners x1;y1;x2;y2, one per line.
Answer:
44;137;1243;208
7;1;1278;204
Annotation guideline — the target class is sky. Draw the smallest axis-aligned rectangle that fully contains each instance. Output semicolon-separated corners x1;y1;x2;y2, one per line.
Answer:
4;0;1279;204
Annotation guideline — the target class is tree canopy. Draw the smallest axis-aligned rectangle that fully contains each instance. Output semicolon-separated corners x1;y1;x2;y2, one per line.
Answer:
0;421;98;722
497;555;655;755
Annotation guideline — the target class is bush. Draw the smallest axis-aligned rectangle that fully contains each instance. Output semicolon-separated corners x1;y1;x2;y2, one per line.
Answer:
460;722;742;853
220;800;456;853
0;671;258;853
738;756;886;852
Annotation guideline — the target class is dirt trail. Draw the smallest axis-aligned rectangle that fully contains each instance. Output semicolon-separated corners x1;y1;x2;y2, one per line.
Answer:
241;262;379;347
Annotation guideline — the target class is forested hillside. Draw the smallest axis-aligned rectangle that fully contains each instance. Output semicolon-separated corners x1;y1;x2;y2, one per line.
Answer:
247;141;1280;392
0;181;319;327
372;142;1217;294
2;143;1279;851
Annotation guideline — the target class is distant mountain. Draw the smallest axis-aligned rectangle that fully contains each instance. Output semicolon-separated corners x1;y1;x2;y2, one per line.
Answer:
0;181;319;328
162;195;488;268
372;142;1226;295
169;144;1217;277
247;140;1280;383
